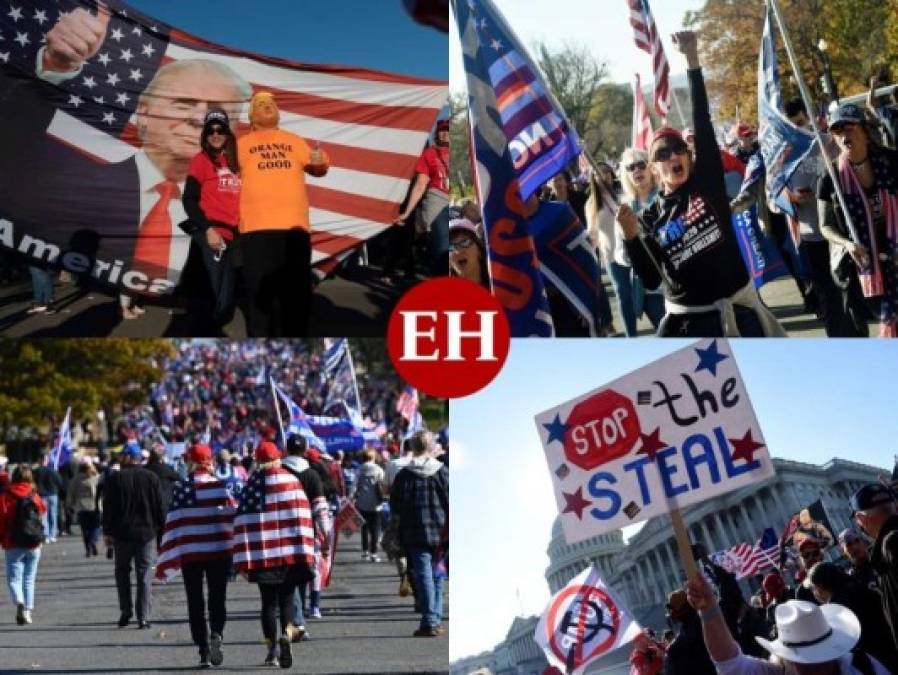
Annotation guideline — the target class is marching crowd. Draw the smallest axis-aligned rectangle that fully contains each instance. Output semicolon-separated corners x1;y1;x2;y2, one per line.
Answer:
625;482;898;675
451;30;898;338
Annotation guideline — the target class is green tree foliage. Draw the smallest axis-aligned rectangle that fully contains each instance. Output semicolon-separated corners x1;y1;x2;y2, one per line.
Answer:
449;90;473;198
0;339;174;436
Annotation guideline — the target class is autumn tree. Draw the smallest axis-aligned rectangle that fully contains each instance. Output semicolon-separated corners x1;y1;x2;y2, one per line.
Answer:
448;90;473;198
0;339;174;437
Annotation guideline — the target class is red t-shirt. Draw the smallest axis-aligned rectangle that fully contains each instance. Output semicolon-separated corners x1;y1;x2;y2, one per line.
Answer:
415;145;449;194
187;152;241;238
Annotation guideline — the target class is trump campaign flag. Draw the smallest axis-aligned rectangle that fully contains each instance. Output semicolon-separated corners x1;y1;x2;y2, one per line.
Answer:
49;406;73;470
454;0;582;336
155;472;238;581
0;0;447;296
271;379;326;452
753;2;816;217
536;340;775;544
534;565;642;675
731;202;788;288
322;339;361;419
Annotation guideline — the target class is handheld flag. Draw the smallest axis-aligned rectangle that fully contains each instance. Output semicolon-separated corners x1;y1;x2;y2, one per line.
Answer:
627;0;671;119
755;3;816;216
271;380;327;451
534;565;642;674
631;73;653;151
710;528;779;579
323;339;362;421
455;0;580;336
49;407;73;471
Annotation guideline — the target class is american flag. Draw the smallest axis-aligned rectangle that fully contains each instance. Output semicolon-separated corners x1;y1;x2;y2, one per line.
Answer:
396;385;419;423
631;73;653;151
155;472;238;581
232;467;315;573
0;0;447;285
711;528;779;580
627;0;671;120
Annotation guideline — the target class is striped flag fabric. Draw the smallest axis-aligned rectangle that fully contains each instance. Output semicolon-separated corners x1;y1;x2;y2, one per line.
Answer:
627;0;671;120
322;339;361;418
711;528;779;580
155;472;238;581
0;0;447;293
631;73;653;151
232;467;315;573
271;379;327;452
396;385;420;423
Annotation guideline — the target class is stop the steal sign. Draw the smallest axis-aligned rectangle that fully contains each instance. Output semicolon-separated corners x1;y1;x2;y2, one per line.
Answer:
535;340;774;544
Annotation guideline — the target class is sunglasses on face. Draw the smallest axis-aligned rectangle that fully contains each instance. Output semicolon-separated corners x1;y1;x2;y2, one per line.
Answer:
652;143;689;162
625;161;647;173
208;126;228;137
449;237;475;253
830;122;857;134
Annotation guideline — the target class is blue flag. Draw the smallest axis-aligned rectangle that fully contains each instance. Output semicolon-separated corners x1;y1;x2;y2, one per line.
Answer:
528;201;603;335
271;380;326;452
455;0;582;336
49;407;72;471
731;204;788;288
322;339;361;420
756;3;816;217
306;415;366;453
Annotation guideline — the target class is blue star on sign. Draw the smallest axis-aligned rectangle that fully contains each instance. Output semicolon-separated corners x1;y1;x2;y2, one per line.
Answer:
694;340;729;377
542;414;567;445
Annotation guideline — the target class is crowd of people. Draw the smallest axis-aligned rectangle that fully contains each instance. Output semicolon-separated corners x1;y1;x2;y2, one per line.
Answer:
0;426;448;669
625;482;898;675
452;30;898;338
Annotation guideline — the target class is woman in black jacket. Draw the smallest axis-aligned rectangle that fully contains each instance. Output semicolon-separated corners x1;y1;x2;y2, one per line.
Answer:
616;31;784;337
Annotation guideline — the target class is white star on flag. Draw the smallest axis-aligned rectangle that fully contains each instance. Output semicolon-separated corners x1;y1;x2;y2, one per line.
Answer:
129;68;142;82
33;9;47;25
490;38;502;51
102;112;115;125
13;31;28;47
120;48;132;63
141;43;155;57
97;52;111;66
115;92;130;105
68;94;82;107
82;76;96;89
106;72;120;86
110;27;124;41
131;26;141;36
8;6;22;22
93;96;105;105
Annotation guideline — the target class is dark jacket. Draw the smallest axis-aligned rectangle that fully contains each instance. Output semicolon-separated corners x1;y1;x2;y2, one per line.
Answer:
870;514;898;645
144;461;181;509
832;582;898;673
390;457;448;550
309;460;336;501
32;466;64;497
626;68;749;309
849;557;880;593
663;613;716;675
101;466;166;544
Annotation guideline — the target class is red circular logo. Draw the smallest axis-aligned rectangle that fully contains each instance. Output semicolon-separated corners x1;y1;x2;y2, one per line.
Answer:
387;277;510;398
545;586;621;666
564;391;640;470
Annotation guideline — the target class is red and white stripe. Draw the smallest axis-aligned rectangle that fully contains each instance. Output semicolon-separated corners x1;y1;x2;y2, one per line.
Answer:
232;468;315;572
716;542;778;579
628;0;671;120
155;472;237;581
46;34;447;273
396;386;419;423
631;73;653;151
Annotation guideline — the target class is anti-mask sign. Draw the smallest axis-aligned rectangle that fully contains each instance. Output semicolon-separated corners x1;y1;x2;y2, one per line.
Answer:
535;340;774;544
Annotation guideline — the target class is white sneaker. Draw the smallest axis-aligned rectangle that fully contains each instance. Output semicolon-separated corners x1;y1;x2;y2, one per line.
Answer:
371;554;381;563
310;607;322;619
23;610;32;624
49;538;57;543
361;552;370;560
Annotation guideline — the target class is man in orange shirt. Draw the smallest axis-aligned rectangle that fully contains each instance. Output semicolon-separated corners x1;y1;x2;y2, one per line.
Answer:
237;92;330;336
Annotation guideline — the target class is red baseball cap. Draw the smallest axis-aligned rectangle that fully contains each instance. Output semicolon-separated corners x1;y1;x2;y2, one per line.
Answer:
650;127;685;147
255;441;281;463
185;444;212;465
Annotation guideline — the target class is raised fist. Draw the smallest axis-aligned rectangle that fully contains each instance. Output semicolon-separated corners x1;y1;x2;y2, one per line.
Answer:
671;31;698;56
43;3;111;74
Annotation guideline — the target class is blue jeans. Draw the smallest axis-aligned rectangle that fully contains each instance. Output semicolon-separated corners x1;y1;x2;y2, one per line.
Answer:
408;546;443;630
5;547;41;609
42;494;58;540
608;262;640;337
29;266;53;303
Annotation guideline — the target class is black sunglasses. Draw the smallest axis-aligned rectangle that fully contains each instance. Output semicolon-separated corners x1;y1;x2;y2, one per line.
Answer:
208;126;228;136
449;238;475;253
830;122;857;134
625;160;647;172
652;143;689;163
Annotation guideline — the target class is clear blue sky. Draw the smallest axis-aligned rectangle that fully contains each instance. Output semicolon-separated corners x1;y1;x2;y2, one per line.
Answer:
450;339;897;661
450;0;706;92
126;0;447;80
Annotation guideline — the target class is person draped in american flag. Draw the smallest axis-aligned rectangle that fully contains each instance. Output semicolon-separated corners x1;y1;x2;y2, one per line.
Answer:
280;434;334;638
232;441;315;669
155;444;237;669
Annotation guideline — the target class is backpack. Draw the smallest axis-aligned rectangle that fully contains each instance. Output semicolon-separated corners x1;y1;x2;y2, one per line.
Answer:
12;491;44;548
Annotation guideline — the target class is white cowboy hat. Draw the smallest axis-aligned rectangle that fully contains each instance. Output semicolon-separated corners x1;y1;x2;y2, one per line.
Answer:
755;601;860;664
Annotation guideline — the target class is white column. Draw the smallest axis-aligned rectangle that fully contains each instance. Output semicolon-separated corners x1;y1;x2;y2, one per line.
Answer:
740;502;755;540
700;518;716;551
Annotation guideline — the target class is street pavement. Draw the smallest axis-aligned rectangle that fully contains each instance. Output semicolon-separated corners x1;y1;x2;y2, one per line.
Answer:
0;530;448;674
0;265;419;338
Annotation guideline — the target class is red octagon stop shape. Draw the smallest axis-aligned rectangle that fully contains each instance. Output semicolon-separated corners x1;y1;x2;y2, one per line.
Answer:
563;390;641;471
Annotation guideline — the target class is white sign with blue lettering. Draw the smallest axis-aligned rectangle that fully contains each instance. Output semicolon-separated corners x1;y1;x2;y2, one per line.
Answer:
534;339;774;544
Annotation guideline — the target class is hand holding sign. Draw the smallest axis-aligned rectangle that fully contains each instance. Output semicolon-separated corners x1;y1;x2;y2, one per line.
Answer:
43;2;112;74
310;141;324;166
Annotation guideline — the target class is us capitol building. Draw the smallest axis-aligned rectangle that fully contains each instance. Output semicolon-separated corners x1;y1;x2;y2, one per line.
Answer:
450;457;889;675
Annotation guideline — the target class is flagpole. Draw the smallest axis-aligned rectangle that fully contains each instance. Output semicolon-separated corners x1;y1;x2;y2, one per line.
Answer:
344;340;363;420
269;376;287;447
53;406;71;471
766;0;861;244
670;85;687;129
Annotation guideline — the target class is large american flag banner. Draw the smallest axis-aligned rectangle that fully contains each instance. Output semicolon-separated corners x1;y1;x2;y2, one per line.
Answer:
232;467;315;573
627;0;670;120
155;472;238;581
0;0;447;294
